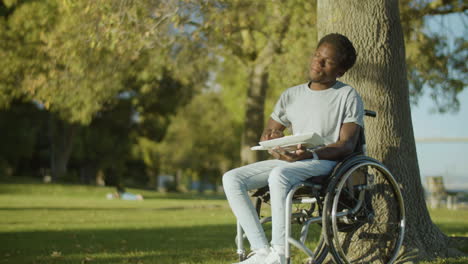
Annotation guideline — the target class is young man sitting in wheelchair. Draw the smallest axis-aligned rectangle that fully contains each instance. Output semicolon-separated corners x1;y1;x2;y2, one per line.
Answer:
223;33;364;264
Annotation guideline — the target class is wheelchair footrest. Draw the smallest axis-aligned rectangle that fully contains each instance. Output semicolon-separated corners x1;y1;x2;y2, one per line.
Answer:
293;197;318;204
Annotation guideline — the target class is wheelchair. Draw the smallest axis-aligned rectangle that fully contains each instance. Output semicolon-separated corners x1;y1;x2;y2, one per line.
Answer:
235;110;405;264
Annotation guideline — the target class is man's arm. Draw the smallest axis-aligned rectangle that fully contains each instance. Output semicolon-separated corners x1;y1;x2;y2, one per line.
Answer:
260;118;286;141
271;122;361;162
314;122;361;160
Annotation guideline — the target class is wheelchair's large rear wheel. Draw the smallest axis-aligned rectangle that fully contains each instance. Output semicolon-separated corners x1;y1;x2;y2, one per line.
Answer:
323;157;405;264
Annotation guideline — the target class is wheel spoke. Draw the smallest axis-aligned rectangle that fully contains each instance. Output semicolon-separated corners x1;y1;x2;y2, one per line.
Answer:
325;160;405;264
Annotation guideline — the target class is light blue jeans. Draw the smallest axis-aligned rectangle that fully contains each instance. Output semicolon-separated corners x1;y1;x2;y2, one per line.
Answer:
222;159;337;250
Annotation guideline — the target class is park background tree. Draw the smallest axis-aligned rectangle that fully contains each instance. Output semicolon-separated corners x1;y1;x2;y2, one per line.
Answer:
317;0;466;261
156;92;241;192
193;0;317;165
0;0;207;183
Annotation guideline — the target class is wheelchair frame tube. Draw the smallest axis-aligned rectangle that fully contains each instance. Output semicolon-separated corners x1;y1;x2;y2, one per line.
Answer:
236;221;246;260
300;216;322;243
285;182;321;263
288;237;316;259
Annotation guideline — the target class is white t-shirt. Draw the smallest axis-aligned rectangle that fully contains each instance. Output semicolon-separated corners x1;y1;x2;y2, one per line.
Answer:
271;81;364;145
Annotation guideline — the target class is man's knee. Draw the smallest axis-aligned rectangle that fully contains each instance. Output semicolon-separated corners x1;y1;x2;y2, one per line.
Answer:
222;169;242;190
268;166;291;188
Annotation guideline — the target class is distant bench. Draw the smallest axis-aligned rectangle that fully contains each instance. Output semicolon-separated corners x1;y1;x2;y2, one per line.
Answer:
426;176;459;209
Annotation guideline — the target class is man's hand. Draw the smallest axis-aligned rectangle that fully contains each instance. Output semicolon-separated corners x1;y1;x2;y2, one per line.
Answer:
260;118;286;141
260;128;284;141
268;144;312;162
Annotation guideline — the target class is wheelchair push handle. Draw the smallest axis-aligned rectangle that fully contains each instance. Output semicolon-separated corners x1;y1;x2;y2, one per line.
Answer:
364;110;376;118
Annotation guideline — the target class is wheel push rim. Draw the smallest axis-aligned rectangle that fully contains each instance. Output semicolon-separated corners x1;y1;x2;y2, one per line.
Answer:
330;161;405;264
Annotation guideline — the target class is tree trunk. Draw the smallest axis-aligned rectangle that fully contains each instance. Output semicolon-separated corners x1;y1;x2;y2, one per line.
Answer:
317;0;461;261
175;169;183;192
239;8;291;165
240;63;269;165
146;167;159;191
49;116;76;180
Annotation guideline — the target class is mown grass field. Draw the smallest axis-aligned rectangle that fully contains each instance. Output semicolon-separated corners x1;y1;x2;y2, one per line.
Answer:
0;181;467;264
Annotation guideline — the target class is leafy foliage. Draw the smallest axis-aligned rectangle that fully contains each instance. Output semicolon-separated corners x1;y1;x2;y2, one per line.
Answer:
400;0;467;112
0;0;465;188
0;0;207;183
156;92;241;182
193;0;318;120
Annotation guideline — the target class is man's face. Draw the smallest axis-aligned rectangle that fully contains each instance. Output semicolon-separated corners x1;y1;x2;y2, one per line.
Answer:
309;42;345;84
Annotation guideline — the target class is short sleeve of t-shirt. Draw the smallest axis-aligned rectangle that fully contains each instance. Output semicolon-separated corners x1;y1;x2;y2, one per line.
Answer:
343;90;364;127
271;92;291;128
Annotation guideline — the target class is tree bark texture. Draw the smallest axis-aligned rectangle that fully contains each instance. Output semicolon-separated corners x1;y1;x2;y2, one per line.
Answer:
317;0;460;261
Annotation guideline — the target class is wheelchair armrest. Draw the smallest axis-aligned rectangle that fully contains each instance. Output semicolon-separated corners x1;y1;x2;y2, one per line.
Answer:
364;109;376;117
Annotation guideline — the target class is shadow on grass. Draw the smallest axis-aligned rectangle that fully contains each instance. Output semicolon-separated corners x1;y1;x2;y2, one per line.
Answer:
0;181;227;201
142;192;227;201
0;224;239;264
0;204;223;212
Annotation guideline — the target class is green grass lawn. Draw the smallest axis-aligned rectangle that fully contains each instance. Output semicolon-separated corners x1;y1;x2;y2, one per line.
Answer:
0;182;467;264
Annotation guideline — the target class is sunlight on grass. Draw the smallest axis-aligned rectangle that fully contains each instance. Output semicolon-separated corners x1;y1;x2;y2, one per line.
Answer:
0;183;237;263
428;208;468;237
0;183;467;263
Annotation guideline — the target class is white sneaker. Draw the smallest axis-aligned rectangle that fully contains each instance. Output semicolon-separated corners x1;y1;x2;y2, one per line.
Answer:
264;247;285;264
233;248;270;264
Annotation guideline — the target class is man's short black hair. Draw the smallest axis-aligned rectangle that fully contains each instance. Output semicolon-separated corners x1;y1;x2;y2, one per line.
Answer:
318;33;357;71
